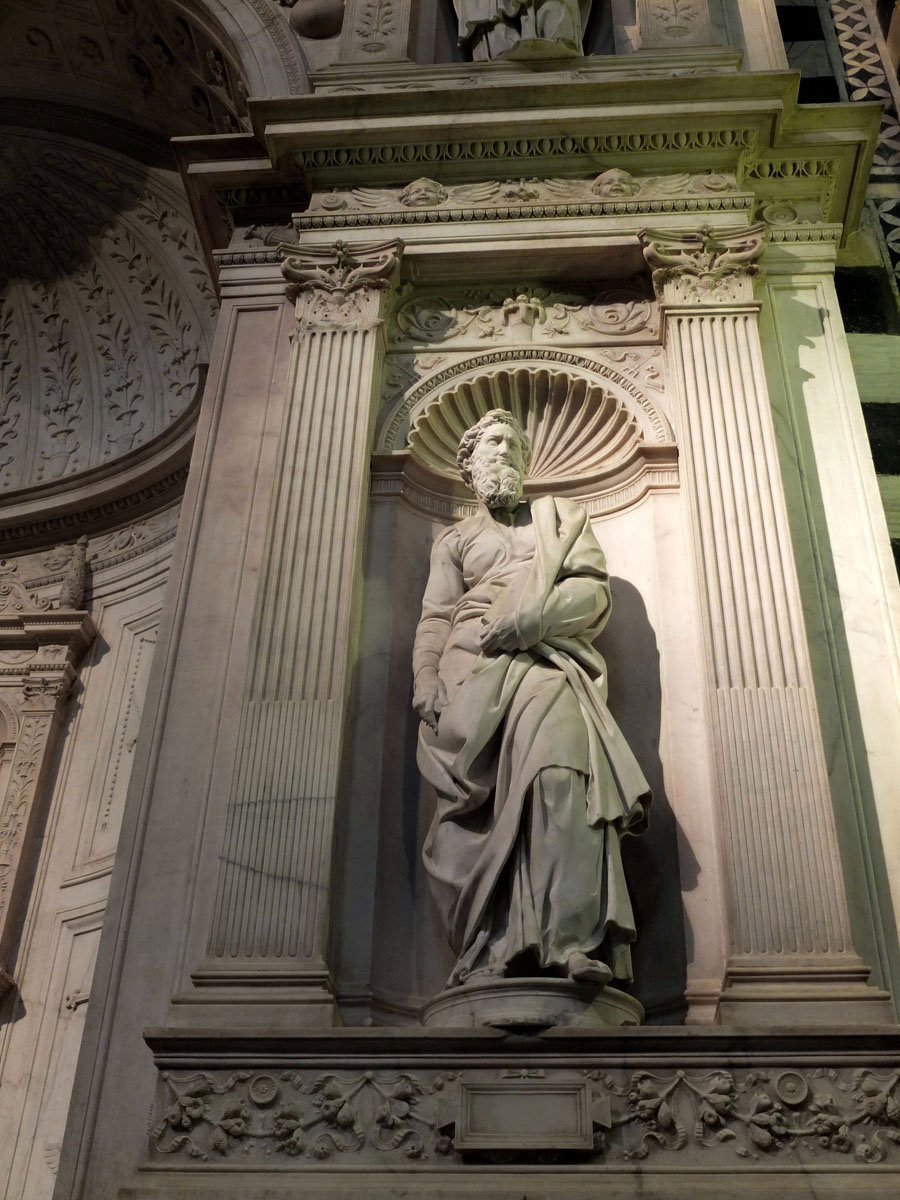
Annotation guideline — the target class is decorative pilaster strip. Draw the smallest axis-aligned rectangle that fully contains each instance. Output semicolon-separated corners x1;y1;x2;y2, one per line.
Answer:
338;0;418;63
643;225;890;1020
636;0;714;48
0;559;96;996
204;241;401;1004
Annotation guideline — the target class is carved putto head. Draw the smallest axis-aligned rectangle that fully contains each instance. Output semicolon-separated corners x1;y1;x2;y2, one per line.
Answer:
399;177;448;208
457;409;533;509
592;169;639;199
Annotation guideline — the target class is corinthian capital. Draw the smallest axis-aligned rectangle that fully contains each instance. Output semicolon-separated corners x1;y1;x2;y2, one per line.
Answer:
640;224;765;304
280;239;402;327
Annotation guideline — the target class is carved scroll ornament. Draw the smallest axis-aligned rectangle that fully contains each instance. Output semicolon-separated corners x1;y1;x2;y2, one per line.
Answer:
149;1060;900;1167
640;224;765;304
280;239;402;326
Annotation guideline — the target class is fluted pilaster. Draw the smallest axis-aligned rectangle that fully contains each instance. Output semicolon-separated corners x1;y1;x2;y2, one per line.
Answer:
199;240;401;1021
0;565;95;998
643;225;892;1023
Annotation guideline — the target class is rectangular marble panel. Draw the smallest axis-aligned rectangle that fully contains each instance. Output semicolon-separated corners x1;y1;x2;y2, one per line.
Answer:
456;1080;592;1150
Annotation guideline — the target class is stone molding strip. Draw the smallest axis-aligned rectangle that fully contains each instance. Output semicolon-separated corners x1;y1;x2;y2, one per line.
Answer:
299;197;752;230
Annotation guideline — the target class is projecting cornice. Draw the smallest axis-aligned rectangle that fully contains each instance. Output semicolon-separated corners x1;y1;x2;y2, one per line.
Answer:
176;70;878;269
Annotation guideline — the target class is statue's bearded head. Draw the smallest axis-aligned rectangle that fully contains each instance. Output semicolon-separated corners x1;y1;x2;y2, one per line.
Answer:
457;410;532;510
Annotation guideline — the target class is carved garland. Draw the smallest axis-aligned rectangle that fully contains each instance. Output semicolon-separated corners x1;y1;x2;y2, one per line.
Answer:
149;1063;900;1166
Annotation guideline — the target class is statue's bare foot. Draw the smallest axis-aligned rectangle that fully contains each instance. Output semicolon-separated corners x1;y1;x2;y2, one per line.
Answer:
566;953;613;985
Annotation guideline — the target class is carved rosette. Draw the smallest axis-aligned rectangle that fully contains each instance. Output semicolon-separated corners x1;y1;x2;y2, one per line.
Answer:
280;239;402;329
0;554;96;998
640;224;765;305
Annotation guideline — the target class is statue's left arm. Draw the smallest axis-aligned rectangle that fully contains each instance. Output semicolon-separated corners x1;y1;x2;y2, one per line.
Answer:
481;502;611;652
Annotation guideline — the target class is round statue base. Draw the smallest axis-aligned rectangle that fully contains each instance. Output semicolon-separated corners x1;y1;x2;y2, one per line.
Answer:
420;977;644;1030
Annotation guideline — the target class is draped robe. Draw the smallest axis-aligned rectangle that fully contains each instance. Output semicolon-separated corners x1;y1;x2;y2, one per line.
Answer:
452;0;590;58
414;495;650;986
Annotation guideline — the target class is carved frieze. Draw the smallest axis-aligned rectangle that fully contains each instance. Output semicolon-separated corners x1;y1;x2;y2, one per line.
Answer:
149;1060;900;1167
294;129;757;180
300;170;748;230
388;283;658;348
0;559;51;617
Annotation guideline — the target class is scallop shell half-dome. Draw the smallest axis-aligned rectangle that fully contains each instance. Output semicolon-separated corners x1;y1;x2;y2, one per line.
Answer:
407;366;652;486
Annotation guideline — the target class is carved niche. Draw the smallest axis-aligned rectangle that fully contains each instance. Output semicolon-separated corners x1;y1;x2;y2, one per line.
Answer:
373;352;677;519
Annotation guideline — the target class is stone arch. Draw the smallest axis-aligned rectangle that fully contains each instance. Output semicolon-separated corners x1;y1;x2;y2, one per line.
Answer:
179;0;309;96
0;695;19;747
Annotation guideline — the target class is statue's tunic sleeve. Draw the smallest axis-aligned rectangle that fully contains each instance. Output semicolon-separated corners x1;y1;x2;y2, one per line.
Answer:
412;525;463;685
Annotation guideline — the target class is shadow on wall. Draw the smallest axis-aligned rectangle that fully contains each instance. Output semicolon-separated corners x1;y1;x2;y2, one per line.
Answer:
0;130;151;290
605;576;691;1024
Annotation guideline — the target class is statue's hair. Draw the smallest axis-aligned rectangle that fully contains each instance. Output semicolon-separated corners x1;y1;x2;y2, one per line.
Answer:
456;409;532;486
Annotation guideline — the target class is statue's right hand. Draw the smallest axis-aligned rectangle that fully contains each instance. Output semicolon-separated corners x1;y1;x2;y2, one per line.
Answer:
413;671;446;734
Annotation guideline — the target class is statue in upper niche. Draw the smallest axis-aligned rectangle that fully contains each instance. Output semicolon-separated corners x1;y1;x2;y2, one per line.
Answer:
412;409;650;993
453;0;592;60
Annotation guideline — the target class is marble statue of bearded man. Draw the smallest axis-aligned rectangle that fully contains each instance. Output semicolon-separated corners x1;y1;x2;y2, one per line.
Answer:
413;410;650;989
452;0;591;60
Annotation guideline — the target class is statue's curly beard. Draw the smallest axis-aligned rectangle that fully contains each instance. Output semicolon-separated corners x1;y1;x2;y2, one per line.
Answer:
470;459;524;509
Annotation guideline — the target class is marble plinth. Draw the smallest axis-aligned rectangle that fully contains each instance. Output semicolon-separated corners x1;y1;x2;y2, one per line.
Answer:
131;1027;900;1199
420;978;644;1029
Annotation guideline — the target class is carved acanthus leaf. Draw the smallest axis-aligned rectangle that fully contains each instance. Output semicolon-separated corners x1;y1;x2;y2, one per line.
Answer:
152;1069;459;1162
148;1062;900;1166
0;559;51;615
281;240;402;325
640;224;765;303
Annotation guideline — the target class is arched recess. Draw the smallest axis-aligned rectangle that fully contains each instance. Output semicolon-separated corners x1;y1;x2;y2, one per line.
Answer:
334;352;689;1025
373;352;678;519
0;128;217;548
